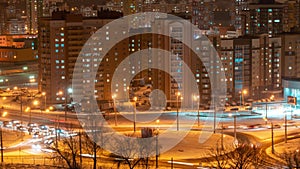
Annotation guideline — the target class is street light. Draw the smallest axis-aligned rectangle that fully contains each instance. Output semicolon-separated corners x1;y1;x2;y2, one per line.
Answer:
32;100;39;122
271;122;274;154
192;95;201;126
0;123;3;163
264;118;275;154
112;94;117;126
42;92;46;112
240;89;247;108
2;111;7;117
133;96;137;132
284;111;288;143
229;113;237;145
58;90;67;121
176;92;181;131
155;119;160;169
270;95;275;101
25;107;31;123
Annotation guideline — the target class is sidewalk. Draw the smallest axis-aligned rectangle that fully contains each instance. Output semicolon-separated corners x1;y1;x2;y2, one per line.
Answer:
266;137;300;164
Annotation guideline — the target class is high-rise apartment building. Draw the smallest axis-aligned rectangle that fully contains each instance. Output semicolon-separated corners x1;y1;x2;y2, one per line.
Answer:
192;0;215;30
219;34;282;101
26;0;43;34
247;1;288;37
232;0;249;30
38;11;122;105
281;33;300;79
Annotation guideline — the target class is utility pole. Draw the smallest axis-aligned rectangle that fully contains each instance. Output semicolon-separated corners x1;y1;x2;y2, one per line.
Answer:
221;123;224;150
285;113;287;143
234;115;237;144
271;122;274;154
213;97;216;133
79;132;82;167
176;92;180;131
0;126;3;163
197;95;200;127
156;134;158;169
265;103;268;119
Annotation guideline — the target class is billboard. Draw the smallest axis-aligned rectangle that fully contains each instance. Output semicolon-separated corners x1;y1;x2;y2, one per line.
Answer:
287;96;297;105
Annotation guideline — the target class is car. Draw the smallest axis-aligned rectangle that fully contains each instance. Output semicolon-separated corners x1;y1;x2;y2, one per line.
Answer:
165;106;172;111
39;125;48;131
12;123;21;130
27;123;38;127
28;126;39;134
273;124;281;129
44;139;54;145
11;120;20;124
3;121;12;128
48;127;56;135
282;123;297;128
230;107;239;111
17;126;28;132
247;124;261;129
32;132;40;138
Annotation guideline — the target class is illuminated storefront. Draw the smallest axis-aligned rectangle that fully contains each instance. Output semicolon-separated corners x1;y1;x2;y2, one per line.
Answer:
282;78;300;106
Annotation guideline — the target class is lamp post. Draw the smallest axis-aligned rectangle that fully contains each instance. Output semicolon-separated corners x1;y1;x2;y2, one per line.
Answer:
20;94;23;125
0;123;3;163
112;94;117;126
229;113;237;145
176;92;181;131
284;111;287;143
42;92;46;113
133;96;137;132
271;122;274;154
240;89;247;108
155;119;160;169
58;90;67;122
25;107;31;123
32;100;39;122
196;95;200;127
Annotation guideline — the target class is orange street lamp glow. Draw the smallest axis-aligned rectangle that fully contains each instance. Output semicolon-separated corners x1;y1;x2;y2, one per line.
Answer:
2;111;7;117
25;107;30;112
33;100;39;106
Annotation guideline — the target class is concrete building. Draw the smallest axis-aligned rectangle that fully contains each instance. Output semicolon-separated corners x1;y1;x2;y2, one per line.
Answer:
192;0;215;30
247;1;288;37
38;11;122;105
281;33;300;79
219;34;282;102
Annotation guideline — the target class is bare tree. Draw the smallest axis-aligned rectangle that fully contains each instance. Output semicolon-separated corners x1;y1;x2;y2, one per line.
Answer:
81;130;107;169
207;143;265;169
111;133;156;169
49;135;81;169
281;150;300;169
